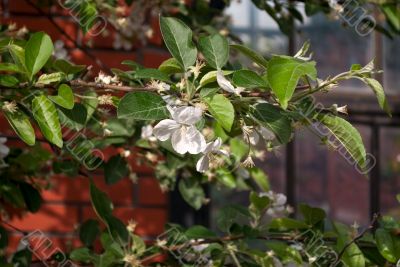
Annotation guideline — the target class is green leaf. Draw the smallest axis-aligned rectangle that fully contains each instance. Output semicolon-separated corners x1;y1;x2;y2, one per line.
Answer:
203;94;234;132
79;219;100;247
198;34;229;69
199;70;234;88
135;68;170;82
178;179;205;210
0;63;21;73
216;205;251;232
81;90;98;122
36;72;65;85
299;203;326;225
375;229;398;263
363;78;391;116
250;103;292;144
25;32;54;79
48;84;74;109
0;226;8;249
117;92;168;120
381;4;400;32
233;69;268;89
159;16;197;70
70;247;95;263
90;182;113;221
53;59;86;75
104;155;129;185
0;75;19;87
335;223;365;267
186;225;217;239
58;103;87;131
8;44;27;74
20;183;42;212
268;218;308;231
12;248;32;267
158;58;183;74
317;114;367;172
267;55;316;109
230;44;269;68
249;168;270;192
4;110;35;146
32;95;63;148
105;216;129;245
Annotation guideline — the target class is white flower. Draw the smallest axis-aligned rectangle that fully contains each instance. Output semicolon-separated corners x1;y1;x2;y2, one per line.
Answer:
153;106;206;154
148;80;170;92
113;33;133;51
16;26;28;38
162;95;182;106
53;40;69;60
95;71;112;85
260;191;287;217
242;156;255;168
2;101;18;113
141;125;157;142
188;60;205;79
97;94;114;105
196;138;229;173
190;239;209;252
217;70;244;95
243;126;275;145
0;138;10;159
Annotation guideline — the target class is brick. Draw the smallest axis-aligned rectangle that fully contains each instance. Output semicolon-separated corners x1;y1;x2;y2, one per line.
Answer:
8;1;72;16
70;48;135;74
80;24;116;50
8;204;79;232
148;15;162;46
42;175;134;205
142;48;170;68
1;16;78;47
138;178;167;206
114;207;167;236
82;206;167;236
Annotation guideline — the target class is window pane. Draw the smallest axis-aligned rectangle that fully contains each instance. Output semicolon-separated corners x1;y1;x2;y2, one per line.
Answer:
380;127;400;220
225;0;251;28
384;37;400;92
296;15;373;90
295;125;371;225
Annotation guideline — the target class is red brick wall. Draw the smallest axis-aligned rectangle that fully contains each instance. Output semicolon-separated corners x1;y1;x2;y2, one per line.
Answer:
0;0;170;254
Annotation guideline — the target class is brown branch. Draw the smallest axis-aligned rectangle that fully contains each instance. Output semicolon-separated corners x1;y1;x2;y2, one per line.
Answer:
0;80;157;93
69;80;158;92
23;0;111;73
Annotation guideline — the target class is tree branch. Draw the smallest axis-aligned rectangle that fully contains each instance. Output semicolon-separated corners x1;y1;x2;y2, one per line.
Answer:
333;213;380;266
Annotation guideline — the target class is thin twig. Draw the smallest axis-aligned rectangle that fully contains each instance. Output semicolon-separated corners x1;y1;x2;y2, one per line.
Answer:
333;213;380;266
0;220;29;235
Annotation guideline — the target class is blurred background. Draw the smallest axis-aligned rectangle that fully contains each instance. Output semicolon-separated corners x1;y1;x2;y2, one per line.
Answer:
0;0;399;253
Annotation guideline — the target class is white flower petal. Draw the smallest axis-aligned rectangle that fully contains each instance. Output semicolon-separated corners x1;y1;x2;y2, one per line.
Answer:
0;137;7;144
210;137;222;151
141;125;154;139
186;126;206;154
153;119;180;141
275;193;287;206
216;149;229;157
259;126;275;141
217;70;236;93
196;155;209;173
172;106;203;125
203;141;215;154
171;126;189;154
0;144;9;158
246;130;259;146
